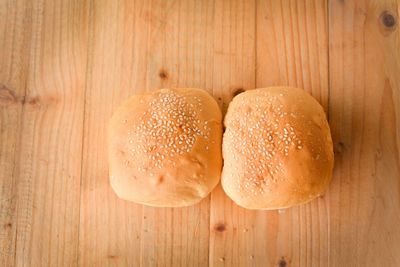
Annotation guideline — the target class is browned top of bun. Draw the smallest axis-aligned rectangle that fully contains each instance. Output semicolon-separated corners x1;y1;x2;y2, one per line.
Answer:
108;88;222;207
222;87;334;209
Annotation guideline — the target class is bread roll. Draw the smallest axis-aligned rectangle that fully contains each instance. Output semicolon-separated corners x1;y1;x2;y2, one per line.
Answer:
108;88;222;207
222;87;333;210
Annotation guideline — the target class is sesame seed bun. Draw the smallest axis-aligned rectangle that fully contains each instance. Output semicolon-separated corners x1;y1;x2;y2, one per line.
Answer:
221;87;334;210
108;88;222;207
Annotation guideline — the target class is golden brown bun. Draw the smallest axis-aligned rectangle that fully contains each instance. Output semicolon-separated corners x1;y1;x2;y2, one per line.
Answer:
222;87;334;210
108;88;222;207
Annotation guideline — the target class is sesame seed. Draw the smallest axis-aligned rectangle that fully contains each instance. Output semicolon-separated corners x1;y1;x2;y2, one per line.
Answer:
126;90;211;169
226;96;304;192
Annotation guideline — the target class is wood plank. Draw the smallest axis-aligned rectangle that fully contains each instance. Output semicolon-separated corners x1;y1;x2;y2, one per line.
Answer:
140;1;214;266
252;1;329;266
5;0;90;266
209;0;257;266
0;0;33;265
79;0;216;266
78;1;144;266
80;1;219;266
328;0;400;266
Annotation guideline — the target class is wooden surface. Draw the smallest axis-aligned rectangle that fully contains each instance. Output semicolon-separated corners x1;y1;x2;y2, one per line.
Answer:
1;0;399;266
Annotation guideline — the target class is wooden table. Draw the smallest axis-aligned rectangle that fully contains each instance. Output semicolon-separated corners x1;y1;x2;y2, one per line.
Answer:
1;0;399;266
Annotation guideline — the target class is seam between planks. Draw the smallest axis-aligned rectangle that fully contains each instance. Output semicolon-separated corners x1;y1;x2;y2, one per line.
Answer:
207;0;217;265
76;0;93;265
254;0;257;90
326;1;331;267
327;0;331;123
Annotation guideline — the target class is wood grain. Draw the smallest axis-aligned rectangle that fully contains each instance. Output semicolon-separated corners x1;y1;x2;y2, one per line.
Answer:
208;0;256;267
1;0;89;266
219;1;329;266
0;0;399;266
0;0;33;265
329;0;400;266
140;1;214;266
79;0;214;266
78;1;144;266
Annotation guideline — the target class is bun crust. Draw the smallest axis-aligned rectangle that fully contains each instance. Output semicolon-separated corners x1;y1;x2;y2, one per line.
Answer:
108;88;222;207
222;87;334;210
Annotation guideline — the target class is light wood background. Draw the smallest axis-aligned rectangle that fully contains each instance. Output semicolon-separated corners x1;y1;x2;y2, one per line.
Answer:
1;0;399;266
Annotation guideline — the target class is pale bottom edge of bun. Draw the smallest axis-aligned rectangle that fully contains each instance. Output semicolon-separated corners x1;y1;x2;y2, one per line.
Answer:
110;178;211;208
231;193;326;210
136;197;205;208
